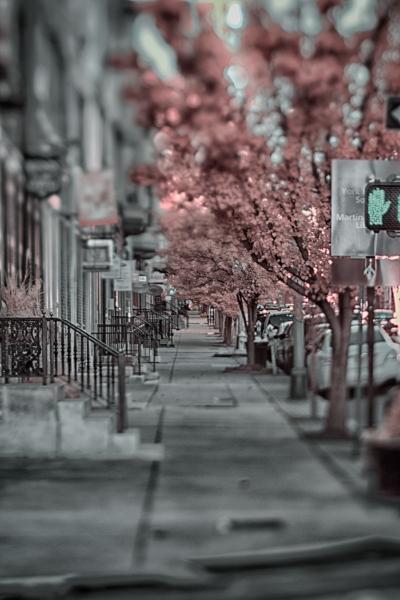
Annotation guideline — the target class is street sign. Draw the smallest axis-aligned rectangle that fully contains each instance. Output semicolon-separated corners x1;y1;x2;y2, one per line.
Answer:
100;256;121;279
331;257;400;286
331;160;400;257
365;181;400;231
114;260;134;292
132;272;148;291
386;96;400;130
363;261;376;285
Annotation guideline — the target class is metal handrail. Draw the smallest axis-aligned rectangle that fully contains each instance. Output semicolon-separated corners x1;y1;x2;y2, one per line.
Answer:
0;316;127;433
113;310;173;342
138;309;175;337
59;318;120;356
163;305;188;329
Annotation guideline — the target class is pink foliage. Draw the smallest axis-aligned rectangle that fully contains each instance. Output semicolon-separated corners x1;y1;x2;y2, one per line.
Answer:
162;202;273;316
125;0;399;315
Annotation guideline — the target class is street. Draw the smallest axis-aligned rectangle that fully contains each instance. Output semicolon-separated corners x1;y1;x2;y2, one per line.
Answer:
1;314;399;598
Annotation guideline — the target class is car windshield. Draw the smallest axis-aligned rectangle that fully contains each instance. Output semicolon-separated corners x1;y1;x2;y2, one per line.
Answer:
269;314;293;328
375;311;393;320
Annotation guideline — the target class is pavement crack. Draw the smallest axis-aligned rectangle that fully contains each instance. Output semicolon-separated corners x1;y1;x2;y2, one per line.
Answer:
168;331;182;383
132;406;165;567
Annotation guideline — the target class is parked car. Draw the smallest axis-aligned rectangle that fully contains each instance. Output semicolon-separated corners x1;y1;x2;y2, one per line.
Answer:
262;311;293;339
275;321;294;373
274;316;329;375
307;324;400;398
373;308;399;340
373;308;394;323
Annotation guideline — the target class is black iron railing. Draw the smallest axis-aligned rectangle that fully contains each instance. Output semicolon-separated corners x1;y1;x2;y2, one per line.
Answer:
112;309;174;344
0;316;127;433
95;317;158;374
166;306;188;330
207;306;216;327
133;309;173;341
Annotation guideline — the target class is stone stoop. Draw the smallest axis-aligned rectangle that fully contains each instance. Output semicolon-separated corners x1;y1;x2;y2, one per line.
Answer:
0;384;63;458
0;384;163;460
128;374;146;384
159;337;173;347
144;370;159;385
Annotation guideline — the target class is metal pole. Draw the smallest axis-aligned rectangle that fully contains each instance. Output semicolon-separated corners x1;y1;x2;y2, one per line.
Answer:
42;313;48;385
117;351;126;434
3;323;9;384
367;284;375;428
353;286;365;456
49;315;55;383
270;338;277;375
310;349;318;419
290;293;307;399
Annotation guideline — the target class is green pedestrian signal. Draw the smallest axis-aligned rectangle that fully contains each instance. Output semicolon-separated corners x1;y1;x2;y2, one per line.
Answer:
367;188;390;226
365;181;400;231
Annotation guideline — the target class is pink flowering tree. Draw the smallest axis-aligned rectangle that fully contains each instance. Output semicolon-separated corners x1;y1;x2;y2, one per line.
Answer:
162;200;274;363
125;0;399;435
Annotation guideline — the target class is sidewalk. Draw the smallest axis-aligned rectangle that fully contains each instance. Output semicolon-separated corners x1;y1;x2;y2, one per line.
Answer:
0;316;399;585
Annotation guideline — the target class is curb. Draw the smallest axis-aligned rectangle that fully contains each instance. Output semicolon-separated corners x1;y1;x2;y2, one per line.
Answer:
189;535;400;572
0;570;221;598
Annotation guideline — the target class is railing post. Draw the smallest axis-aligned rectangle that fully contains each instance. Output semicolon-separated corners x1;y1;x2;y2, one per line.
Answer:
153;339;157;372
117;351;126;434
42;313;48;385
138;339;142;375
49;314;55;383
2;322;9;384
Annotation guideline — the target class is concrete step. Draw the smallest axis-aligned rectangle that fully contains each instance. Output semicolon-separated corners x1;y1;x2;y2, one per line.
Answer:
0;385;161;460
110;429;141;457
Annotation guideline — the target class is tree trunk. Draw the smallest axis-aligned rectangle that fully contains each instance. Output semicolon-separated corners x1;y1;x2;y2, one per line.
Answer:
223;315;233;346
215;309;221;332
322;289;354;436
246;298;257;366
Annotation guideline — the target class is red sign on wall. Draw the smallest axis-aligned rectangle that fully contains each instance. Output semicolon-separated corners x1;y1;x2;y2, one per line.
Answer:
78;170;119;227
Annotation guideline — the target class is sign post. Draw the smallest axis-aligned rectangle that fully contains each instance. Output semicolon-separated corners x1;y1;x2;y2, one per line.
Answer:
353;286;365;456
364;258;377;429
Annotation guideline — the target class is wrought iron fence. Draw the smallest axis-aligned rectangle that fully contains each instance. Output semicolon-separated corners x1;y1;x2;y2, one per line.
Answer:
0;316;127;433
95;316;158;374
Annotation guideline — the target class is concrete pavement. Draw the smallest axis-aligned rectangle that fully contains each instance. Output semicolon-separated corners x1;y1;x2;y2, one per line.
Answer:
0;314;399;588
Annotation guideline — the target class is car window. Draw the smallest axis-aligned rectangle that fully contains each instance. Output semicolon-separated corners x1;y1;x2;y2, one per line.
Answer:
349;328;384;345
326;327;384;347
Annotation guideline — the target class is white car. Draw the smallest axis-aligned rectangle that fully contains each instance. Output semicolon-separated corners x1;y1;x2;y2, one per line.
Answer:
307;324;400;397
